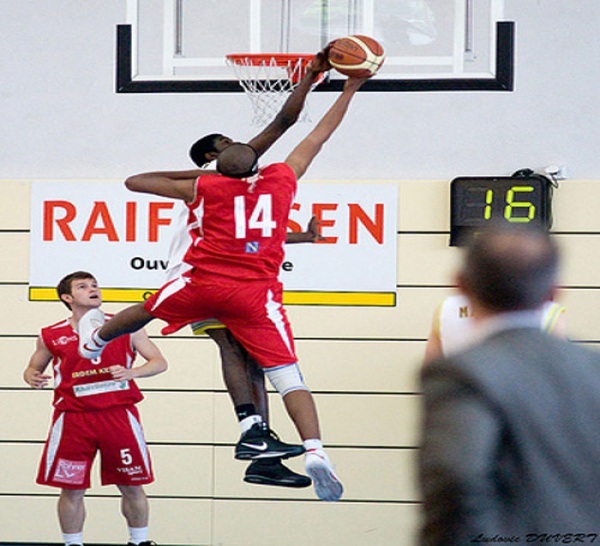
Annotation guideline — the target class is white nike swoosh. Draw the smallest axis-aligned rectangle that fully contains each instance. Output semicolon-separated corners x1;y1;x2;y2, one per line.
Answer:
241;442;269;451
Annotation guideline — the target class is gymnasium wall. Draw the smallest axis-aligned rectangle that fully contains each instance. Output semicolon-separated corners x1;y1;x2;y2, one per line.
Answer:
3;178;600;546
1;2;600;545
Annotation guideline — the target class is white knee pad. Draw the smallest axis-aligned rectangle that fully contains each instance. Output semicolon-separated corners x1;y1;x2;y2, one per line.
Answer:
265;363;309;397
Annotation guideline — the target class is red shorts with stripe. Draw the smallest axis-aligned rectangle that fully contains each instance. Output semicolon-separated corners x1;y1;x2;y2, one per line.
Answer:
36;405;153;489
144;274;297;368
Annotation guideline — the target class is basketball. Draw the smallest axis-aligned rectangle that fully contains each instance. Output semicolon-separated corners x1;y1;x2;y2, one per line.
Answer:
328;35;385;78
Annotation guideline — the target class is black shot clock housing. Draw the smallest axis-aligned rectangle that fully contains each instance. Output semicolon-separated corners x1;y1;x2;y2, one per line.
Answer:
450;174;553;246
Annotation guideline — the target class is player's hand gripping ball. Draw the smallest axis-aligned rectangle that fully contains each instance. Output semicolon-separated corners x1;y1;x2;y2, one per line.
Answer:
328;35;385;78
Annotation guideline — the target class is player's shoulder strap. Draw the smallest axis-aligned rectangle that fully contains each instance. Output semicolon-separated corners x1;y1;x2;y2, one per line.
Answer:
540;301;566;334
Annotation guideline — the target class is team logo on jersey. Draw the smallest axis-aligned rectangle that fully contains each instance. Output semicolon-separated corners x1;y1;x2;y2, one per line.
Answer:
459;306;470;318
54;458;87;485
245;241;260;253
52;335;78;346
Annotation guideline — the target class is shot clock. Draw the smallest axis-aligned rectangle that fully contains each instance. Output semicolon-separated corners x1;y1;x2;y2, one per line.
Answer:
450;176;553;246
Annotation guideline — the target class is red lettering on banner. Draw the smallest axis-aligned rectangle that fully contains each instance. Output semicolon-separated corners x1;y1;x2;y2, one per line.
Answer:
42;200;175;242
126;202;137;242
148;202;174;242
312;203;338;244
82;202;119;241
287;203;302;233
44;201;76;241
348;203;384;244
287;202;386;244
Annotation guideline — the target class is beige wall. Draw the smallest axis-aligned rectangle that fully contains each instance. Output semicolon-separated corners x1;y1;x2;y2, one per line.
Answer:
1;179;598;545
2;1;599;543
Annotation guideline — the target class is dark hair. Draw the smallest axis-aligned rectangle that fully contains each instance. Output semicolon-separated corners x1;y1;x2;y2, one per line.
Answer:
462;224;559;312
57;271;96;310
216;143;259;179
189;134;223;167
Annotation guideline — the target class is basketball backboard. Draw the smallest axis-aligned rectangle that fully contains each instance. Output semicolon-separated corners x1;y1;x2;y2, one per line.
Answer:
117;0;513;93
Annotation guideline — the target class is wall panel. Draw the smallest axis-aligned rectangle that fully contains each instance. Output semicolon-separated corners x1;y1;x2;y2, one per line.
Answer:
0;496;214;544
212;500;421;546
2;176;600;545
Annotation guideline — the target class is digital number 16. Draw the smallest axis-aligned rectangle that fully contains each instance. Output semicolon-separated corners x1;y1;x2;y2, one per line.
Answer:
484;185;536;222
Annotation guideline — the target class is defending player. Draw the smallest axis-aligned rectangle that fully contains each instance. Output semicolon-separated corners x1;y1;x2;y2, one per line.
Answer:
78;75;367;502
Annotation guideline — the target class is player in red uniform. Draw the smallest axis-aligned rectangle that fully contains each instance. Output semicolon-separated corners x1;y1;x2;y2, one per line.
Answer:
78;75;366;502
165;202;321;489
24;271;167;546
150;48;331;490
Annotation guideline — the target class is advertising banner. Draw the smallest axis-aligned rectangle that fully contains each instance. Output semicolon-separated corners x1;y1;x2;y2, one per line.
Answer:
30;181;397;306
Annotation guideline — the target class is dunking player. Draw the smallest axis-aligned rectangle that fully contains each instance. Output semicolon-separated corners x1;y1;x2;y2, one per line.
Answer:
155;48;331;489
24;271;167;546
78;75;367;502
150;47;328;488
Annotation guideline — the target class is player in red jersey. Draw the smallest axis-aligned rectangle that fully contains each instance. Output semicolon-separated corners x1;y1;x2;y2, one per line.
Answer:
78;75;366;501
165;202;321;489
24;271;167;546
149;48;331;490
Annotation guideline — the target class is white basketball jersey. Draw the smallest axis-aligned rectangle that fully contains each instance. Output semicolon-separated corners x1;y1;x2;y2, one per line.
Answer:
437;295;565;357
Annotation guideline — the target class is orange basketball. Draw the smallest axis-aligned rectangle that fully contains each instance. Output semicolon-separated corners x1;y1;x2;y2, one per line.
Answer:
328;35;385;78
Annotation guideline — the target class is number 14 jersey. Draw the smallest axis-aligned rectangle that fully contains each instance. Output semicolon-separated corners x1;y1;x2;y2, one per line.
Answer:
183;163;297;282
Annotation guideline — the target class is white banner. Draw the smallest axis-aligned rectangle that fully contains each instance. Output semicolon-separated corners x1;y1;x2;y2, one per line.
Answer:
30;181;398;306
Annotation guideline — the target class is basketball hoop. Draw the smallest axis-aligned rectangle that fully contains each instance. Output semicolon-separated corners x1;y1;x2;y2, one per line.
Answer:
226;53;324;126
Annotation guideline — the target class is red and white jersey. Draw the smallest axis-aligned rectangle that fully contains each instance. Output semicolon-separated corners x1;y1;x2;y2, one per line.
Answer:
164;202;196;283
181;163;297;282
41;317;143;412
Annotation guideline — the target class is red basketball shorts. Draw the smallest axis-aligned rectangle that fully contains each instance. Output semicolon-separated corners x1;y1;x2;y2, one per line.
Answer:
144;274;297;368
36;405;154;489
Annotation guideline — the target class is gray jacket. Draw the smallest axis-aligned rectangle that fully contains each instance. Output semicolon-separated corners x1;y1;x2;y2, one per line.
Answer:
420;327;600;545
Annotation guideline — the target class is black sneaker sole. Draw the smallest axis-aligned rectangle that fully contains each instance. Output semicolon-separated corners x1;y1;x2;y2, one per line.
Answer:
235;448;304;460
244;474;312;488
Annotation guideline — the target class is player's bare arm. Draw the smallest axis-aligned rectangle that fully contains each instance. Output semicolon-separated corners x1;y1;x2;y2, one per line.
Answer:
285;76;367;179
108;329;168;382
248;46;332;157
23;336;53;389
125;169;210;203
286;215;324;244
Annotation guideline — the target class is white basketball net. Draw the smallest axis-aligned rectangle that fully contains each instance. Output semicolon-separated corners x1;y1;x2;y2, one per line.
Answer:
226;55;319;126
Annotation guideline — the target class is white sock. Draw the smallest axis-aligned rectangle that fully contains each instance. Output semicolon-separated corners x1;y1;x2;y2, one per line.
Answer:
91;328;108;347
240;414;263;434
303;438;324;452
63;532;83;546
128;525;149;545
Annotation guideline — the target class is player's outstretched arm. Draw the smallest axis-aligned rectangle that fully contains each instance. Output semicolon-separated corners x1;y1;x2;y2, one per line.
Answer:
125;169;209;202
248;47;332;157
285;77;367;180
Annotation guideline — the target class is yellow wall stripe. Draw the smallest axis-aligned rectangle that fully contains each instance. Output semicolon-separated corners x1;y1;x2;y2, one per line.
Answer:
29;287;396;307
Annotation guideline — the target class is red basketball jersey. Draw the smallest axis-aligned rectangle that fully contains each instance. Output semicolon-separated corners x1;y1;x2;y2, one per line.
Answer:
41;318;143;411
182;163;297;281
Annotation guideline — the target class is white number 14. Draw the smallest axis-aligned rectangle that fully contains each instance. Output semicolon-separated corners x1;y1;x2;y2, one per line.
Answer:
234;194;277;238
